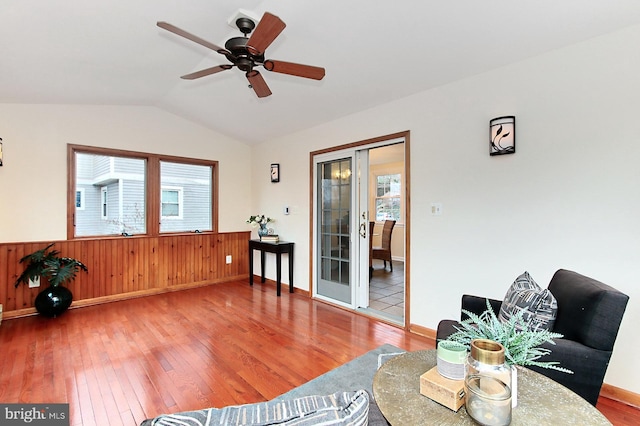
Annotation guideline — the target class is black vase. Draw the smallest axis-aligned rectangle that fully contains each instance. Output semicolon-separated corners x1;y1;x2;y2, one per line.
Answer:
34;286;73;317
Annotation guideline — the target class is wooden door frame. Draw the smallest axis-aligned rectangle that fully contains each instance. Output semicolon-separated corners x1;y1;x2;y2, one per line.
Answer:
308;130;411;329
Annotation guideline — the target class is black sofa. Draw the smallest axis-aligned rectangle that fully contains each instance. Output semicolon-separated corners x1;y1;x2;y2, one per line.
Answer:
436;269;629;406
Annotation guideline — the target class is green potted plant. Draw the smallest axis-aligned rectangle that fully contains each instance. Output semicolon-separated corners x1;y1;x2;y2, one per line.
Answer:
14;243;88;317
444;300;572;373
444;300;572;407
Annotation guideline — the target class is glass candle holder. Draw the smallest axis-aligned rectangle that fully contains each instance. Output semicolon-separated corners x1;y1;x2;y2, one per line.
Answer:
466;339;511;396
465;374;512;426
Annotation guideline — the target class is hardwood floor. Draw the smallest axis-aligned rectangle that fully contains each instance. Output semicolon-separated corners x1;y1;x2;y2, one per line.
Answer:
0;280;637;425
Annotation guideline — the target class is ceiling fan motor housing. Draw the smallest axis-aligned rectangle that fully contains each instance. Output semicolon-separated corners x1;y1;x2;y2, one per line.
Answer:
224;37;264;70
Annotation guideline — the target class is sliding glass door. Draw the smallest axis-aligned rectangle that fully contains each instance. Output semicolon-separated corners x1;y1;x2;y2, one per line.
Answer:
312;134;407;324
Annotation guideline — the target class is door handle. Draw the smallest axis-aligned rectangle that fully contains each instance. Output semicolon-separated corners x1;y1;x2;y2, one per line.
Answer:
359;222;366;238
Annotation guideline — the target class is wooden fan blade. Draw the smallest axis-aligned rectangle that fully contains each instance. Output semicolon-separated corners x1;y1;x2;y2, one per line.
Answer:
181;65;233;80
246;12;286;55
264;60;325;80
157;21;230;56
246;70;272;98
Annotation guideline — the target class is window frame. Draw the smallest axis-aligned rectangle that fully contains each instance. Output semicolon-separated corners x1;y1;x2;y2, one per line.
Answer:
67;144;218;239
374;172;402;222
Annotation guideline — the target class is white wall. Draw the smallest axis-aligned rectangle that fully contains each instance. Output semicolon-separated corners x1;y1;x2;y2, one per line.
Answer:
0;104;252;242
251;25;640;394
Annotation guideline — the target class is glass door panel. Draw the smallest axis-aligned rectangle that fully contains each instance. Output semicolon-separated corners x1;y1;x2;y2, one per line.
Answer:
317;158;352;304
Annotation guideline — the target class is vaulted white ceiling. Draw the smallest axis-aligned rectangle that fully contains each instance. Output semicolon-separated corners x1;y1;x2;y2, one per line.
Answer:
2;1;640;145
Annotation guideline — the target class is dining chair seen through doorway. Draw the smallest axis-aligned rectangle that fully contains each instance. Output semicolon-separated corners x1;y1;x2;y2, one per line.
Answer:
372;220;396;272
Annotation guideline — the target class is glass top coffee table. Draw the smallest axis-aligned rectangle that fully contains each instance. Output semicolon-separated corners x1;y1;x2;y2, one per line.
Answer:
372;350;611;425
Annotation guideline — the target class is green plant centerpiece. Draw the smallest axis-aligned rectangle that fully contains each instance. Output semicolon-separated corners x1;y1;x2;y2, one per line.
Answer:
14;243;88;317
445;300;572;373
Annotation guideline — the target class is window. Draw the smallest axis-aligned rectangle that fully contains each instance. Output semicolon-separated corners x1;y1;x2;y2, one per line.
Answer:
75;189;85;210
375;173;401;221
100;187;108;219
160;161;212;233
74;151;146;236
161;188;182;218
68;145;218;239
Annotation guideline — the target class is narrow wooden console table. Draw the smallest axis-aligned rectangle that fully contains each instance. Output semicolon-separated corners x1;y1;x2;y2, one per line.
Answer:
248;239;294;296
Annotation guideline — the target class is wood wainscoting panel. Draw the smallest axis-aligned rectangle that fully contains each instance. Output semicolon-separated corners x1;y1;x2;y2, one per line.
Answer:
0;232;251;316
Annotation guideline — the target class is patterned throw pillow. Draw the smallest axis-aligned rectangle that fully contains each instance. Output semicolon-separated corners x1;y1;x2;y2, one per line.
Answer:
498;271;558;331
146;390;369;426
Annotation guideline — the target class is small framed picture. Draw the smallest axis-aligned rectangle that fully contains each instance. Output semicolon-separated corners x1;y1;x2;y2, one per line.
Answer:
490;116;515;156
270;163;280;182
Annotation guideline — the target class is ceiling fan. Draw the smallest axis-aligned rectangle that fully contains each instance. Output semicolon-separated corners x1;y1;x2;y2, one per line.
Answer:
157;12;326;98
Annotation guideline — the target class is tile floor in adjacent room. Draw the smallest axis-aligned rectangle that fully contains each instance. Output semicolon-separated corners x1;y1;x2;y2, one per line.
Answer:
368;260;405;323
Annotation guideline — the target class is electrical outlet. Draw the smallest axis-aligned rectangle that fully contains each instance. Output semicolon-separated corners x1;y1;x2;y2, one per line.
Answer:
28;277;41;288
225;255;232;264
431;203;443;216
